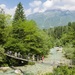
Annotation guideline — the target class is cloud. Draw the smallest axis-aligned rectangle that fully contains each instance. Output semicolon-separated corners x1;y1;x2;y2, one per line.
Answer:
1;0;75;17
25;8;32;16
29;0;54;14
0;4;16;18
63;0;75;3
57;5;75;11
5;7;16;17
43;0;53;9
27;0;75;15
33;7;40;13
29;1;42;7
0;4;6;9
53;0;75;10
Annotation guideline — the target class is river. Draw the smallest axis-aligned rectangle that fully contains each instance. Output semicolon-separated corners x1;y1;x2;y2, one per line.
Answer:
0;47;71;75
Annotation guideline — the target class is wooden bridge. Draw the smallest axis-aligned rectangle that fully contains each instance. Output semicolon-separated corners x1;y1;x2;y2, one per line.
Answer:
5;52;36;62
5;51;75;68
6;54;32;62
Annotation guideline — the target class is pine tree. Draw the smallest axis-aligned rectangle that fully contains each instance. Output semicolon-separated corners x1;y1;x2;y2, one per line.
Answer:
13;2;26;23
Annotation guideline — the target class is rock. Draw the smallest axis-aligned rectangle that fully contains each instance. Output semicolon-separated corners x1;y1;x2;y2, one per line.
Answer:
0;67;9;72
14;69;23;75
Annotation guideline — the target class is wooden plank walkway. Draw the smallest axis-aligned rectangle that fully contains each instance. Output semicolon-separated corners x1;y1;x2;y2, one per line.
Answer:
5;54;34;62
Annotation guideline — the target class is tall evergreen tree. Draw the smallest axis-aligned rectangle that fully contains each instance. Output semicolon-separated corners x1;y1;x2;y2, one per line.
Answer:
13;2;26;23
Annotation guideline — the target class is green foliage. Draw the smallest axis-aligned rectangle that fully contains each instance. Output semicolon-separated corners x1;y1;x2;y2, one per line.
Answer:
0;12;6;45
5;20;51;56
5;14;12;26
42;66;75;75
0;46;6;66
63;47;75;59
0;14;5;28
28;61;35;65
52;66;75;75
43;66;75;75
47;22;75;46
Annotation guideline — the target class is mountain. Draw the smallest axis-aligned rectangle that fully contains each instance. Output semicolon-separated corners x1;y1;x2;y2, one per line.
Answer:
27;9;75;29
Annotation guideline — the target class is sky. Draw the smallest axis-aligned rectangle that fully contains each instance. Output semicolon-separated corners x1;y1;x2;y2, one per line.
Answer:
0;0;75;16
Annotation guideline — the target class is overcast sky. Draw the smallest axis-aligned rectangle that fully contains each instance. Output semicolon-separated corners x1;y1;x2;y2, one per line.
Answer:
0;0;75;16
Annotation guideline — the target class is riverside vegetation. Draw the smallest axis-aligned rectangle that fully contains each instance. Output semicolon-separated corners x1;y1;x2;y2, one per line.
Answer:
0;2;75;75
43;22;75;75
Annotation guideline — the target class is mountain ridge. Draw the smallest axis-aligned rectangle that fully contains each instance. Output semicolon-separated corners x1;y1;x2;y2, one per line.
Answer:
27;9;75;29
